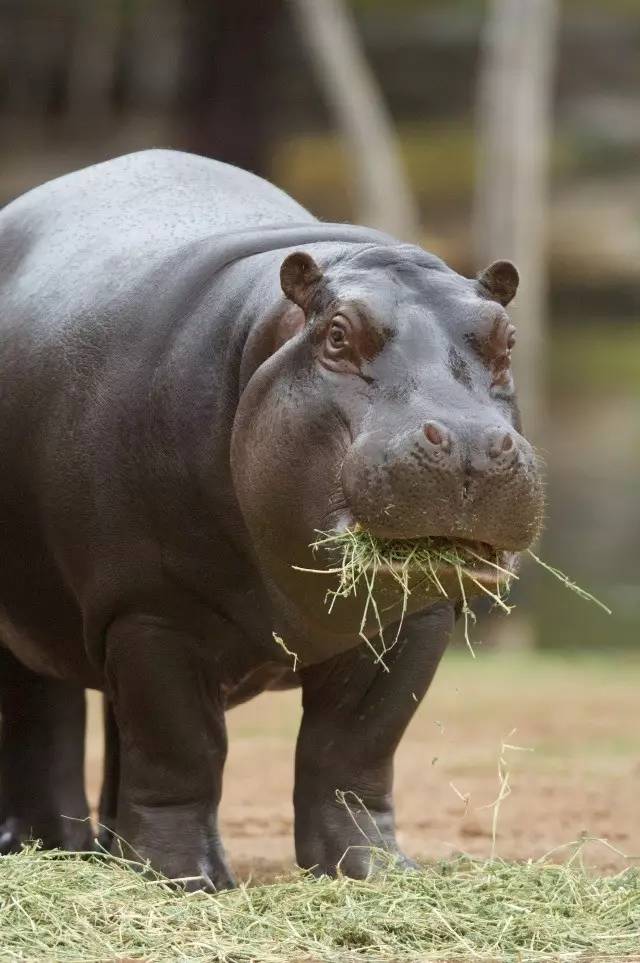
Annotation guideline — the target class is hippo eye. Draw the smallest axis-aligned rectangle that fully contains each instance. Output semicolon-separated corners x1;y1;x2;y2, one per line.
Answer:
327;319;349;354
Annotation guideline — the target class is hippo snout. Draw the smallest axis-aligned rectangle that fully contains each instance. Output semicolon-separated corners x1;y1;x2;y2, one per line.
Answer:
341;419;544;551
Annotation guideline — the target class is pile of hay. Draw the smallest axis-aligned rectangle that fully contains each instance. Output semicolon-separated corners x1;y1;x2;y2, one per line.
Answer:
1;846;638;962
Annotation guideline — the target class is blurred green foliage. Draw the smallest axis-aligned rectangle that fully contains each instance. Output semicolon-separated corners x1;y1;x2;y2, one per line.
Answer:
551;326;640;398
272;125;579;222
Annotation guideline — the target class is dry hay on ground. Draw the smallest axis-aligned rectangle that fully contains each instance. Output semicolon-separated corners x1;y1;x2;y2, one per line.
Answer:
0;844;639;962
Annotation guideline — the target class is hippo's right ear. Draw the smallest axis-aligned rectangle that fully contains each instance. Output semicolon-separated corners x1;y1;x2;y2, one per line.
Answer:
477;260;519;306
280;251;323;312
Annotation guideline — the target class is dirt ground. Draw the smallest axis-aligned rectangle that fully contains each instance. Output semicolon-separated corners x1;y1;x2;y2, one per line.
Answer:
85;649;640;880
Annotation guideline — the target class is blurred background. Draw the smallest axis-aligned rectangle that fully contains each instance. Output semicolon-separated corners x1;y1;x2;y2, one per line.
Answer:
1;0;637;657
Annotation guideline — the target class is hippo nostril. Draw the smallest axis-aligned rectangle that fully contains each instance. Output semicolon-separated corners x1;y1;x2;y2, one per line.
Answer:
501;433;514;452
488;430;515;458
424;421;444;446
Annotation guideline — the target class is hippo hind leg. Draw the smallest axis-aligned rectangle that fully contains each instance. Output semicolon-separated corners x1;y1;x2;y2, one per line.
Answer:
0;644;93;853
104;613;236;890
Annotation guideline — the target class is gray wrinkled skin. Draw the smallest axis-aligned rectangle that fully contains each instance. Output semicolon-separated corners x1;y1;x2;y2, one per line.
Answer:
0;151;543;888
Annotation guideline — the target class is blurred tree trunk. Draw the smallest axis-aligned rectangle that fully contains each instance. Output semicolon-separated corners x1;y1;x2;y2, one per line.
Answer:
67;3;118;118
473;0;558;444
177;0;280;176
43;1;76;117
111;0;135;114
291;0;418;241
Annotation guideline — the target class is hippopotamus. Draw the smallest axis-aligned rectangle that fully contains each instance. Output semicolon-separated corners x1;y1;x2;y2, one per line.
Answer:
0;150;543;888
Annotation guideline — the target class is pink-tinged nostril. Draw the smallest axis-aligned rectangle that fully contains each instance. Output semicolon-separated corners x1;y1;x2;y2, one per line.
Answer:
501;433;514;452
488;430;515;458
424;422;443;446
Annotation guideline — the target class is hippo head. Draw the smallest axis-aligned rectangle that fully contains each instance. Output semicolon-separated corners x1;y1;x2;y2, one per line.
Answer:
231;244;544;657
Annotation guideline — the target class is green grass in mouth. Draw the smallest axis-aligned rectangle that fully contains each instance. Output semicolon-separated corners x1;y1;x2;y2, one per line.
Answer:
293;528;611;668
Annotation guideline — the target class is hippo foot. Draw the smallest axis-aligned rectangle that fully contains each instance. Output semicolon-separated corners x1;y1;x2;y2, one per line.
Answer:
309;843;419;880
192;856;237;892
0;814;94;854
114;800;236;892
105;840;236;892
295;791;415;880
96;823;115;853
94;817;235;891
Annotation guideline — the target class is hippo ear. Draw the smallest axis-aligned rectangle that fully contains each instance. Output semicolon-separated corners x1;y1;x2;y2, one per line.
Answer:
477;260;519;306
280;251;323;311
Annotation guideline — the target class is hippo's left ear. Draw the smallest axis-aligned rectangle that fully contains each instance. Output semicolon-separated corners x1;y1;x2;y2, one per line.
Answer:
477;260;519;307
280;251;323;312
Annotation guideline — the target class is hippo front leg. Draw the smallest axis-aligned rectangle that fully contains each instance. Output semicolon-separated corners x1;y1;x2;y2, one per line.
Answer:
294;603;454;878
104;614;234;890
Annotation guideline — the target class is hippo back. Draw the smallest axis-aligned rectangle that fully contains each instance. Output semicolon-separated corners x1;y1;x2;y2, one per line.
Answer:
0;150;316;304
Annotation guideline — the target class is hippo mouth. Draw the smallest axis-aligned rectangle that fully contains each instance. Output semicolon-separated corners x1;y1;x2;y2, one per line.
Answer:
297;527;522;646
306;526;519;602
366;537;519;587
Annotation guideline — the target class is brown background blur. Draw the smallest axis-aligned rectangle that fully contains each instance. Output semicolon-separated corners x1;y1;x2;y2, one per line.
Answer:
1;0;638;650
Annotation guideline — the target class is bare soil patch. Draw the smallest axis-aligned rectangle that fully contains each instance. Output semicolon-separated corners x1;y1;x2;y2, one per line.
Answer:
86;650;640;880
